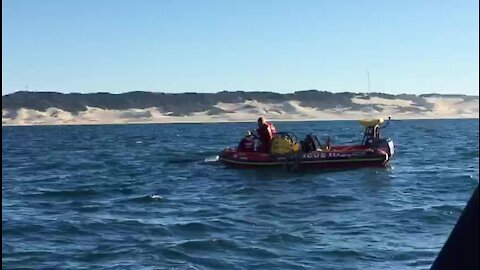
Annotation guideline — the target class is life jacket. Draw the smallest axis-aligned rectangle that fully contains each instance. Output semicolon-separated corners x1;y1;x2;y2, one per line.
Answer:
257;124;272;143
267;122;277;135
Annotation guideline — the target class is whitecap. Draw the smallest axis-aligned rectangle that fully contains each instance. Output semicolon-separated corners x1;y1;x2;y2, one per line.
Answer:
204;155;219;163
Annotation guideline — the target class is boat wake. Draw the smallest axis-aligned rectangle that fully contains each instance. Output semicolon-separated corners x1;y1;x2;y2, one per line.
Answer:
165;152;219;165
204;155;219;163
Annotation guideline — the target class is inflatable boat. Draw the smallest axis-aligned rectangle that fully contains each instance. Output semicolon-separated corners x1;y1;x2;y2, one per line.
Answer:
218;118;394;170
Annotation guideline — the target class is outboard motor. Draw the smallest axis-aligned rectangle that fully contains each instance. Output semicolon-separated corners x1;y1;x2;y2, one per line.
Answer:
360;117;394;157
372;138;395;157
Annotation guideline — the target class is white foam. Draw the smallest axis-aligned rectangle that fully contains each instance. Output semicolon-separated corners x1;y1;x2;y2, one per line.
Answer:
150;195;163;200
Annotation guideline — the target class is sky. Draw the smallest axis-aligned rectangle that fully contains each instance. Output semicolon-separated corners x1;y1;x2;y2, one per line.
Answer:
2;0;479;95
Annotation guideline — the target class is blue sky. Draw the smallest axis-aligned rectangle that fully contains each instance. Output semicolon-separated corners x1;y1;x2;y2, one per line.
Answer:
2;0;479;95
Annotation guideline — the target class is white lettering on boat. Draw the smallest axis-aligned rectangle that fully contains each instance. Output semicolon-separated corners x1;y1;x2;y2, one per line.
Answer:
303;152;327;159
302;152;354;159
324;152;353;158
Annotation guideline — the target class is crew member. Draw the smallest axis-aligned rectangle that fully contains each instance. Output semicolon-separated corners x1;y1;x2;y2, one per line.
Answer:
237;131;255;152
256;117;277;153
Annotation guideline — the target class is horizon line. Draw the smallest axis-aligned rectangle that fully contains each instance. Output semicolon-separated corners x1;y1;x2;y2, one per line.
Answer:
3;89;479;97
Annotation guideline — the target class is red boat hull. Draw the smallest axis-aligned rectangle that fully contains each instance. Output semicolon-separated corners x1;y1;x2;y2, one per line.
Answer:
218;145;392;170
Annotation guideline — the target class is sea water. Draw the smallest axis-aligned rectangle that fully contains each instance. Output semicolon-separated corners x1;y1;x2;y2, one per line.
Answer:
2;119;479;269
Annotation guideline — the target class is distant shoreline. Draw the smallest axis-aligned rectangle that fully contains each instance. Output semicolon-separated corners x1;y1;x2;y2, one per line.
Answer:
3;115;478;127
3;91;478;126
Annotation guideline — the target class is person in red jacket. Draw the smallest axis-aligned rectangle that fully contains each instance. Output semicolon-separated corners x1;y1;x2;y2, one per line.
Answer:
256;117;277;153
237;131;255;152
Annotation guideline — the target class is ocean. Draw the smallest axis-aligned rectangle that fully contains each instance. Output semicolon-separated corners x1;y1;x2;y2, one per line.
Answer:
2;119;479;269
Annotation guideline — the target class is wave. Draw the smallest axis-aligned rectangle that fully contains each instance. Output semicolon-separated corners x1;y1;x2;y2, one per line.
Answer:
460;150;479;158
122;194;164;203
169;222;222;234
262;233;306;243
35;188;99;198
167;157;202;164
316;249;364;259
173;239;239;251
232;186;261;195
283;194;360;206
161;249;241;270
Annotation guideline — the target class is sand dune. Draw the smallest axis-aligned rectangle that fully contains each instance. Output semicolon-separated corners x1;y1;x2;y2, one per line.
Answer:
351;97;414;107
2;95;478;126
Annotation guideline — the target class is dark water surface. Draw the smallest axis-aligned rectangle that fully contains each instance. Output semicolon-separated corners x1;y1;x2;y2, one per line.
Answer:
2;119;479;269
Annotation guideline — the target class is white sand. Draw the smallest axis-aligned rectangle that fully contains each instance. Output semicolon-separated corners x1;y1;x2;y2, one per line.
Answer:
424;97;479;115
2;96;478;126
351;97;414;107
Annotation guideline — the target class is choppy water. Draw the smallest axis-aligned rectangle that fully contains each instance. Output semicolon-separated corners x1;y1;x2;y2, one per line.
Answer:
2;119;479;269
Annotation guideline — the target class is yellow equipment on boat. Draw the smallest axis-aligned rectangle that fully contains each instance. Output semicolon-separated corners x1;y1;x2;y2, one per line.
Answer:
270;135;300;155
359;118;384;127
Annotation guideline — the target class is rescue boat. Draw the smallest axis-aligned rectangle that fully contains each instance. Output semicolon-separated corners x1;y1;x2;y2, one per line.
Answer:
218;118;394;170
